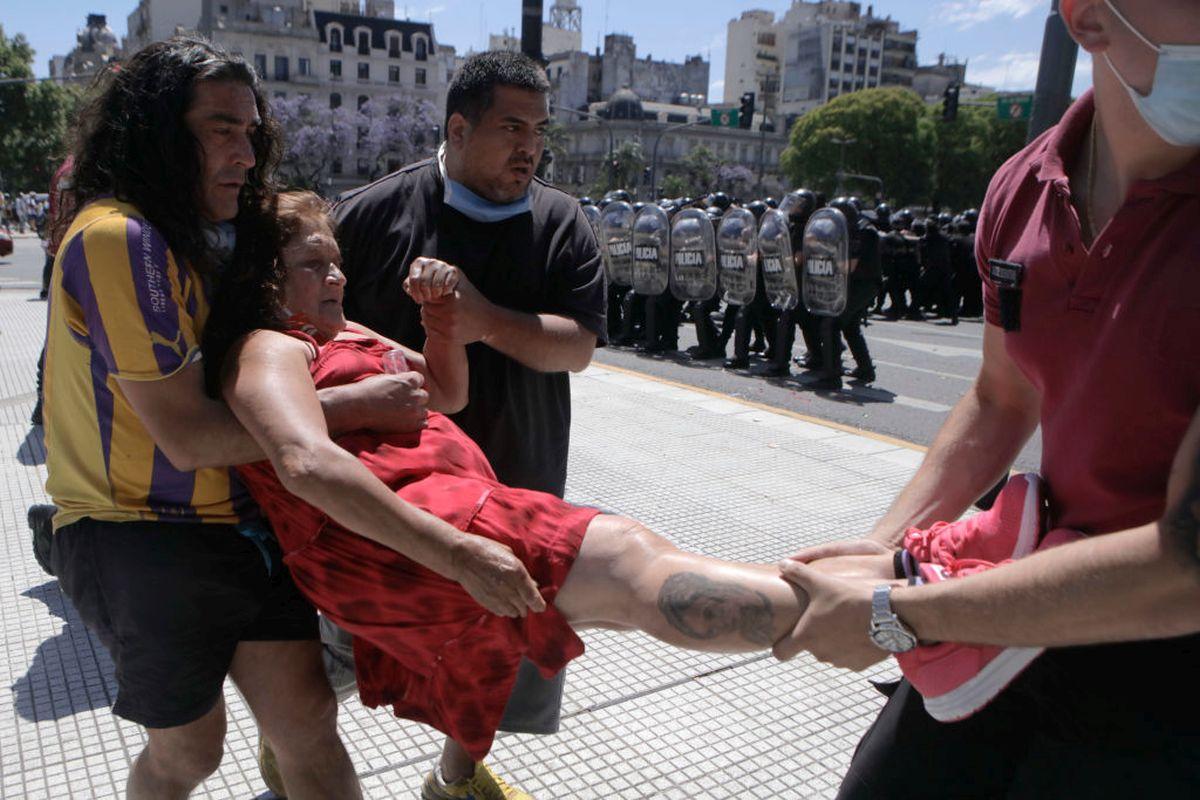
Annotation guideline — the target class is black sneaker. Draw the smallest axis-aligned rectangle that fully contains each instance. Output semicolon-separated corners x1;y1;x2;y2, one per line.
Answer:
724;357;750;369
28;504;57;576
850;365;876;383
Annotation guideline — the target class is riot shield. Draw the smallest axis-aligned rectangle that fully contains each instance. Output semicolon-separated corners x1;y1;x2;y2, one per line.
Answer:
716;207;758;306
758;209;799;311
599;200;635;287
668;207;718;302
582;203;601;238
631;204;671;296
778;191;807;219
801;208;850;317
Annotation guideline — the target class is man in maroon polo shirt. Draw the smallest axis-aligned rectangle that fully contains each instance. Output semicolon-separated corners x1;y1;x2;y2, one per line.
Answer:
772;2;1200;797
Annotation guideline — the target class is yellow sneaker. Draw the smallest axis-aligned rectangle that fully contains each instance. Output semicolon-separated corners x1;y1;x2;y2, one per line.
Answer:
420;762;534;800
257;736;287;798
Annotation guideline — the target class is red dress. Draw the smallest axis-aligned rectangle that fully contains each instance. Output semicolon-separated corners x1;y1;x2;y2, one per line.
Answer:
237;332;599;759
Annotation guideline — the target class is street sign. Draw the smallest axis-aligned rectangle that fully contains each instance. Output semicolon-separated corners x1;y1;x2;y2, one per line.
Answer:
997;95;1033;121
711;108;740;128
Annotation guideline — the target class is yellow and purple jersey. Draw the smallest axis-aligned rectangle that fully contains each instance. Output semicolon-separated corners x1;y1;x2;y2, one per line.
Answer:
43;198;256;530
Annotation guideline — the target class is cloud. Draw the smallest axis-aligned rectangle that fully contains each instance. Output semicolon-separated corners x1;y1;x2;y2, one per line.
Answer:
968;50;1041;90
710;78;725;102
940;0;1042;29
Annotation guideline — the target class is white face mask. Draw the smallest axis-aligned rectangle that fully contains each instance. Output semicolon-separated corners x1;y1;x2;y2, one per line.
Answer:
1103;0;1200;147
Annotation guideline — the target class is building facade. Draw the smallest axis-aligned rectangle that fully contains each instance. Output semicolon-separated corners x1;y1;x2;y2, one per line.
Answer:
725;2;924;125
550;89;788;199
119;0;453;190
49;14;122;80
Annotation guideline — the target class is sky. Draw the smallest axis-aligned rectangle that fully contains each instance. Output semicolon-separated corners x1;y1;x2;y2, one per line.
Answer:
6;0;1093;99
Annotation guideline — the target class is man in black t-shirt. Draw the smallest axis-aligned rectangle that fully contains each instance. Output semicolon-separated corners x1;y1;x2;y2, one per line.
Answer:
325;52;605;800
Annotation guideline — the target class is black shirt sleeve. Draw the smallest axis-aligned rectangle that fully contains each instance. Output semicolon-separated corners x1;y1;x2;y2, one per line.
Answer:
546;202;608;344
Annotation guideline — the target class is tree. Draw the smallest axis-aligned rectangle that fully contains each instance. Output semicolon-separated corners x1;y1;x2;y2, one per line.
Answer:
358;94;439;181
0;26;82;193
272;95;356;193
927;101;1025;210
716;163;755;198
781;87;935;205
658;145;718;199
592;139;644;195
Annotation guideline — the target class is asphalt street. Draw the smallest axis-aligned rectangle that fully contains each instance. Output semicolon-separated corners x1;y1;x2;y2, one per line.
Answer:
593;303;1044;472
2;234;1041;469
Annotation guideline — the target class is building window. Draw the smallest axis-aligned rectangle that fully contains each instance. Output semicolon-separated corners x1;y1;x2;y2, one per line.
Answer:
415;38;428;61
330;92;342;109
330;59;342;79
415;68;426;86
388;34;400;58
358;62;370;81
219;4;229;12
388;65;400;83
329;27;342;52
253;53;267;79
274;55;288;81
299;57;311;76
358;31;370;56
757;32;775;47
333;158;343;175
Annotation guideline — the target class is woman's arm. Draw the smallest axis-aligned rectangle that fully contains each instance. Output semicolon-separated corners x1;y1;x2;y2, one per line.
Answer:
223;330;542;617
344;320;468;414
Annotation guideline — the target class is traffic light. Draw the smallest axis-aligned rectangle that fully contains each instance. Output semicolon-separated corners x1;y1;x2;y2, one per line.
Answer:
738;92;755;130
942;83;960;122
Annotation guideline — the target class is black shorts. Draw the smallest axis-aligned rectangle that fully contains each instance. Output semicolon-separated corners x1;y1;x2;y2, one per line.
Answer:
52;517;318;729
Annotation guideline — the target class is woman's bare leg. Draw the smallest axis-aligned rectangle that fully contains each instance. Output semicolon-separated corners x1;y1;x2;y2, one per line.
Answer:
555;514;893;652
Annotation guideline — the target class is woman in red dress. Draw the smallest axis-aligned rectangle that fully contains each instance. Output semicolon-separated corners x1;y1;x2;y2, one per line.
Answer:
205;192;890;767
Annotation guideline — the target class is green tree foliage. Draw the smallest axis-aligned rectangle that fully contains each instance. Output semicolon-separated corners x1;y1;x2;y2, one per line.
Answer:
658;145;718;198
781;88;934;204
929;103;1026;210
591;139;645;195
780;86;1027;210
0;26;82;193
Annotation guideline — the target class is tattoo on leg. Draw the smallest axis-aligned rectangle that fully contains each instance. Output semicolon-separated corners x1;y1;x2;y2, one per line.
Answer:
657;572;775;646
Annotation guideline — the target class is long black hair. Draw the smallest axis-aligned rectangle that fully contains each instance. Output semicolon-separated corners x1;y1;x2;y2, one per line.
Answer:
70;35;281;274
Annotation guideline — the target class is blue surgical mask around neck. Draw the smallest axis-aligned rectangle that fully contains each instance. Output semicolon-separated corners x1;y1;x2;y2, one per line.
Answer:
438;143;532;223
1103;0;1200;147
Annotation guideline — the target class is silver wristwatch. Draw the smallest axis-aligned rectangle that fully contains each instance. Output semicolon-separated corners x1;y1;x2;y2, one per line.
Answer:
868;584;918;653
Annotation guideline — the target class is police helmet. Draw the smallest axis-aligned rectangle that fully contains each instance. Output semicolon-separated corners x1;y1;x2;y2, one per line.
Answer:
911;218;928;236
827;197;860;230
892;208;914;231
711;192;733;211
746;200;769;221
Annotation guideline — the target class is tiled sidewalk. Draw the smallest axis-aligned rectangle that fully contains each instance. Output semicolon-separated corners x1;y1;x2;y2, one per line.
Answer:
0;285;924;799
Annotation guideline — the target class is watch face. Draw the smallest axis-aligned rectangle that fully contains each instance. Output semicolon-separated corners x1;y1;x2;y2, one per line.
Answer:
871;622;917;653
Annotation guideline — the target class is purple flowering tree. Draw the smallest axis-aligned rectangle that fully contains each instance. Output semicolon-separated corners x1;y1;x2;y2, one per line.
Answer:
357;95;440;181
272;95;356;194
716;164;756;197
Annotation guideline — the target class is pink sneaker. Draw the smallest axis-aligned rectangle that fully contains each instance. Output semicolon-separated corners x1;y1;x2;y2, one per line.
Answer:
903;473;1046;569
896;475;1083;722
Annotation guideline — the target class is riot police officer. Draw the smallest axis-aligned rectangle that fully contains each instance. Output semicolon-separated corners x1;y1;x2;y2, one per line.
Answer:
767;190;819;377
725;200;773;370
684;206;727;359
830;197;879;383
921;215;957;324
886;208;921;320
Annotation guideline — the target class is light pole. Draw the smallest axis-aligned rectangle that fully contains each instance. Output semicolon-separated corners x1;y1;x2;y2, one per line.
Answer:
550;104;615;191
650;116;712;200
829;136;856;195
1028;0;1079;143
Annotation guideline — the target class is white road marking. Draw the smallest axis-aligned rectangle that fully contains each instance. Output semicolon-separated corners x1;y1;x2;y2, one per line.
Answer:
874;360;976;382
868;335;983;359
